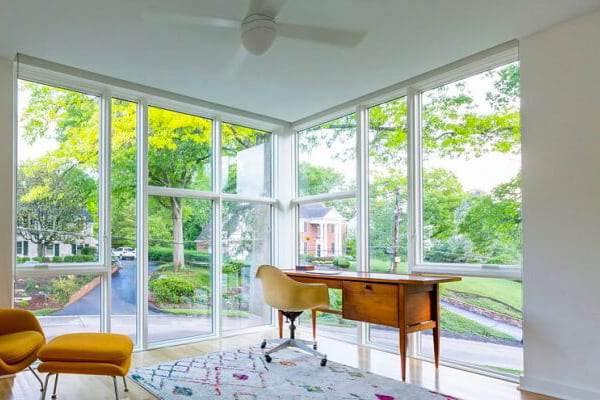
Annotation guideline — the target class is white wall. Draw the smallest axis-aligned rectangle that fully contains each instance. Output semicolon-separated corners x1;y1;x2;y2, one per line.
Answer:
0;57;14;308
520;8;600;400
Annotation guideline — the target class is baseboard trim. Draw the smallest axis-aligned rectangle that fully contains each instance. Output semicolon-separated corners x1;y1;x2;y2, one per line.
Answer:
520;376;600;400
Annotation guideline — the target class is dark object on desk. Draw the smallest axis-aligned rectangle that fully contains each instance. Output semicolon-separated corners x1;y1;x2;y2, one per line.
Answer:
295;264;315;271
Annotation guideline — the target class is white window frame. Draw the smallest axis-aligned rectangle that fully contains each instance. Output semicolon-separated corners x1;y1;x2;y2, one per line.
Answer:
14;56;286;351
291;41;521;380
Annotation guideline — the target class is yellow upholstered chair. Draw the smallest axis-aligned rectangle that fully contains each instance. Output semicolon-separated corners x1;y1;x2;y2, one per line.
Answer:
255;265;330;366
0;309;46;392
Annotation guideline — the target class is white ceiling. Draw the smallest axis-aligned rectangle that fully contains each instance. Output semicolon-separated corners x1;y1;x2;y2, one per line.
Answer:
1;0;599;122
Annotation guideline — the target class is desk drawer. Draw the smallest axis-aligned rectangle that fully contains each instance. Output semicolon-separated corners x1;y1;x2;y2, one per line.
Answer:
342;281;398;327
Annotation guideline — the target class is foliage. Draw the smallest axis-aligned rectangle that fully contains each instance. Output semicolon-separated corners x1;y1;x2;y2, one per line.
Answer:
148;247;210;264
440;308;517;342
222;260;246;274
333;257;350;268
149;276;195;304
298;162;346;197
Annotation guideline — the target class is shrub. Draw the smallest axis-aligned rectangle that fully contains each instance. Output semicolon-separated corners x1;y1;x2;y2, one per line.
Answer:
333;257;350;268
149;276;195;304
42;257;52;263
49;276;79;304
223;261;246;274
52;256;63;263
64;255;75;262
33;257;43;262
17;256;31;264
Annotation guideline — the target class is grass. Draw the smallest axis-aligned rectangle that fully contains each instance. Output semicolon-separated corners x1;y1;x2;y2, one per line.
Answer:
441;308;516;341
442;277;522;313
33;308;61;316
484;365;523;375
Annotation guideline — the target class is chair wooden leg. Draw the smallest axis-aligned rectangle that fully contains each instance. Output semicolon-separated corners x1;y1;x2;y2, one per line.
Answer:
278;310;283;339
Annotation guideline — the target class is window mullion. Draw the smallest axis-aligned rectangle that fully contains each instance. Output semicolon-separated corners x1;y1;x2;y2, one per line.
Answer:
407;87;422;272
99;90;112;333
213;117;223;337
137;99;149;349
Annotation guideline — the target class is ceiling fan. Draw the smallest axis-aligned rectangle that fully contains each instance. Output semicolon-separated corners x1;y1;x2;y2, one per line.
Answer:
143;0;367;56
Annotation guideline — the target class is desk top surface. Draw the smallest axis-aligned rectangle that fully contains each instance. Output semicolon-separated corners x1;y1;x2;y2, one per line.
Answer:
283;270;461;285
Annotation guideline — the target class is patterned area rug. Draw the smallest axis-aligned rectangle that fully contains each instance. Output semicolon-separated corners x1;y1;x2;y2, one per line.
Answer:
130;346;458;399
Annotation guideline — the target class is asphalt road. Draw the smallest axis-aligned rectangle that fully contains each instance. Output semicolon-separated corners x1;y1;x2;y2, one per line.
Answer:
55;260;160;315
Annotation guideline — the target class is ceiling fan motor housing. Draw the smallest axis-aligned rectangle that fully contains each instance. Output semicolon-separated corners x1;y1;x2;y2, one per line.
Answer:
241;14;277;55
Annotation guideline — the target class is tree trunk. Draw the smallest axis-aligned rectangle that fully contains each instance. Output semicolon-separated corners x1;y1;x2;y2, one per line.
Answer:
171;197;185;272
37;241;45;259
390;187;401;274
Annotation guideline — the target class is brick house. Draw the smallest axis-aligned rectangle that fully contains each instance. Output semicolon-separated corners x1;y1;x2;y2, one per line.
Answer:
298;203;346;258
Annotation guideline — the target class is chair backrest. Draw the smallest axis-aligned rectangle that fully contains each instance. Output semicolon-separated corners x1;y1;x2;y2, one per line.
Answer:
0;309;45;337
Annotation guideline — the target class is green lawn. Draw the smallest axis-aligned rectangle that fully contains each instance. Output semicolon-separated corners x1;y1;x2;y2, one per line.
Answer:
441;309;516;341
442;277;522;314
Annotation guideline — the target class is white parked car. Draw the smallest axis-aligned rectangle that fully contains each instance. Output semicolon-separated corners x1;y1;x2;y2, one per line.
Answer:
116;247;136;260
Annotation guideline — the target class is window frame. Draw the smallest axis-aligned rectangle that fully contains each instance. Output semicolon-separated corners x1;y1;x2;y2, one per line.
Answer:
291;43;521;380
14;60;283;352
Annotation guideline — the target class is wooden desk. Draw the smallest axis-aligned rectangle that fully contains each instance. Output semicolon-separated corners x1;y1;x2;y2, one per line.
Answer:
283;270;461;381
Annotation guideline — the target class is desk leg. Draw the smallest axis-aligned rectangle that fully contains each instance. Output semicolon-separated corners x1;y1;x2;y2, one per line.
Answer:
398;285;407;381
278;310;283;339
311;309;317;343
432;284;440;368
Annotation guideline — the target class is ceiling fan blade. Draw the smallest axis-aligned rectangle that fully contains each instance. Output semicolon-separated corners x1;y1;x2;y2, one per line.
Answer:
248;0;287;18
277;23;366;48
222;46;249;80
142;9;241;29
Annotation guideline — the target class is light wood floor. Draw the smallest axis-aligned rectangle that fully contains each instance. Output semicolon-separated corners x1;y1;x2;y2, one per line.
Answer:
0;329;554;400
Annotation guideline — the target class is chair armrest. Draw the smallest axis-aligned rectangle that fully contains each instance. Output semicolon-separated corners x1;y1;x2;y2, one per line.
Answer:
0;309;45;337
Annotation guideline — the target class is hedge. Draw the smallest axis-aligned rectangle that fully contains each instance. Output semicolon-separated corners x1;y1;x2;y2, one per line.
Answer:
149;276;195;304
148;247;210;264
333;257;350;268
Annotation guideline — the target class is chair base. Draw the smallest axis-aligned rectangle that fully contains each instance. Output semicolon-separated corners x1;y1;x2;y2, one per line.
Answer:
261;310;328;367
262;338;327;366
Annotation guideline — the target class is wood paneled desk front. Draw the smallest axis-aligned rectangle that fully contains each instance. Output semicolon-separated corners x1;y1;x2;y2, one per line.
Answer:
283;270;461;381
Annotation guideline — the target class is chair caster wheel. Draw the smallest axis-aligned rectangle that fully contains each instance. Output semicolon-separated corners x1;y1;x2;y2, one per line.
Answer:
320;358;327;367
313;343;318;350
260;340;267;349
265;355;272;363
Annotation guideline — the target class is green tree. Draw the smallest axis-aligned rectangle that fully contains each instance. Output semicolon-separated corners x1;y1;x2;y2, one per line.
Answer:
17;162;96;257
299;163;345;196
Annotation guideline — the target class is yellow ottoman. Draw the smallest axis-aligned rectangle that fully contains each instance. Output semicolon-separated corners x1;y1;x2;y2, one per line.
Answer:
38;333;133;400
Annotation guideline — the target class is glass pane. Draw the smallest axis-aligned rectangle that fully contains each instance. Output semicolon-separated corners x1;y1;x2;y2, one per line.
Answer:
16;80;100;266
110;99;137;342
368;97;408;275
221;202;272;331
421;62;521;265
14;274;101;340
419;278;523;375
297;114;356;197
298;199;357;342
222;123;271;197
148;106;212;191
148;196;213;343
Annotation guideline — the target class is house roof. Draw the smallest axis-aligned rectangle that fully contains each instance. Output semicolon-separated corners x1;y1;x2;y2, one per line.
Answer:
299;203;339;220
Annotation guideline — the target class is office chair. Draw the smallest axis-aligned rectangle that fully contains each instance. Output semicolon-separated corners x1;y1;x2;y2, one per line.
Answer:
255;265;330;366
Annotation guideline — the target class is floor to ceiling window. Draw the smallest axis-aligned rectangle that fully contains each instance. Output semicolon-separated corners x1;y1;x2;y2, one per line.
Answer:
292;55;521;378
416;61;522;375
296;114;358;342
14;80;102;340
14;73;277;349
110;98;138;343
220;122;273;331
